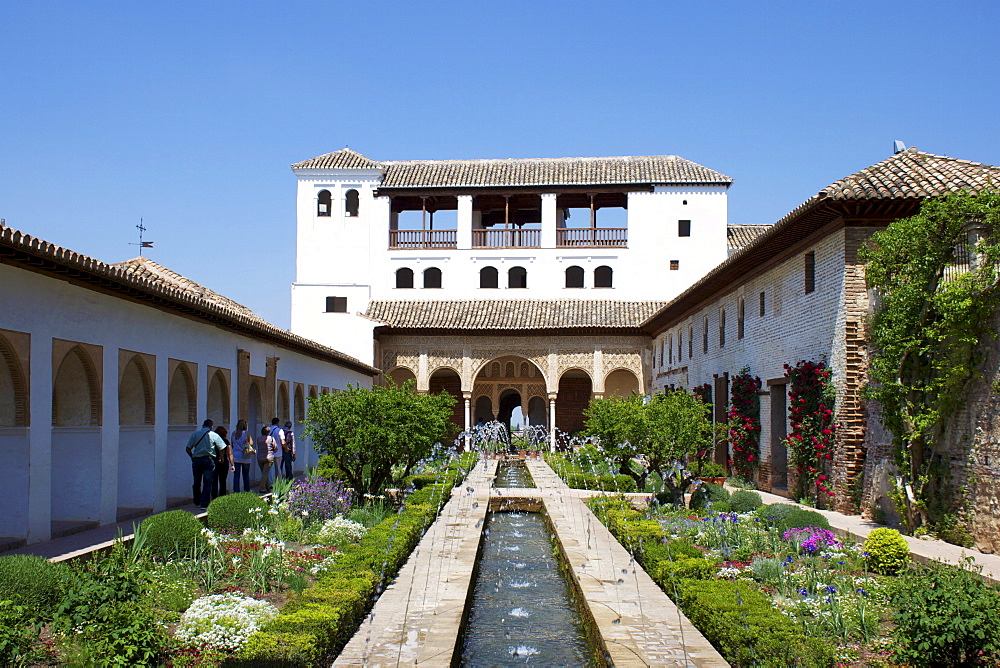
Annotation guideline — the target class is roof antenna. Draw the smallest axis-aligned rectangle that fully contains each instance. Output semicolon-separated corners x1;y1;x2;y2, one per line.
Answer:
129;218;155;257
893;140;907;155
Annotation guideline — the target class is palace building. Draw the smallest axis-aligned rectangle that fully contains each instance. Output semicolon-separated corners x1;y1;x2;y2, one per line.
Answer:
289;149;740;444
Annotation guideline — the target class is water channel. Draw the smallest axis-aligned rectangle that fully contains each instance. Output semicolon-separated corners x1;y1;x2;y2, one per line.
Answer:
457;463;600;666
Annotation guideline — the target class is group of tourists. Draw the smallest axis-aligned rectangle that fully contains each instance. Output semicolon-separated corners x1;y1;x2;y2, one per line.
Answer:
186;417;297;509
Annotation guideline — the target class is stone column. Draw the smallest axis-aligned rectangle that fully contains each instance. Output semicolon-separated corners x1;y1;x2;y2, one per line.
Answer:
541;193;557;249
463;392;472;449
417;351;429;393
457;195;473;250
548;394;558;452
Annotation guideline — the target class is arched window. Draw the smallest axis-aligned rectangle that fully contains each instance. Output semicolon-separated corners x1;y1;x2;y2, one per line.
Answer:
345;189;360;217
53;346;102;427
317;190;332;217
423;267;442;289
0;332;29;427
505;362;515;377
508;266;527;289
396;267;414;289
565;265;584;288
119;355;154;426
480;266;499;289
719;308;726;347
738;297;745;339
594;265;613;288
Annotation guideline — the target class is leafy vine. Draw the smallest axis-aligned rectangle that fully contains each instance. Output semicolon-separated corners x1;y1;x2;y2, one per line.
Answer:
861;190;1000;529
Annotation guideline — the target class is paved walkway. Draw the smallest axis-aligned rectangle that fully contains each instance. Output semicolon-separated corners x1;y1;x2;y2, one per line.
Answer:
527;461;727;667
333;459;498;667
743;488;1000;582
0;501;209;562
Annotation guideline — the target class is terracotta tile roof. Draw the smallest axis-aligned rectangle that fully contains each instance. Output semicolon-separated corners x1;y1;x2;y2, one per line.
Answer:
727;224;772;252
820;148;1000;200
0;226;378;375
293;151;732;189
291;148;382;170
644;149;1000;334
113;257;257;318
364;299;666;330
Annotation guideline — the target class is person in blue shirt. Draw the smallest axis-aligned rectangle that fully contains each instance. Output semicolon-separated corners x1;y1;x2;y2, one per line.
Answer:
185;419;227;509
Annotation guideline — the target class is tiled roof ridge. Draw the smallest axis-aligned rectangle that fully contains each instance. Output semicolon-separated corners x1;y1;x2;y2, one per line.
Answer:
381;154;686;166
0;226;378;375
365;299;667;330
112;257;256;317
643;149;1000;331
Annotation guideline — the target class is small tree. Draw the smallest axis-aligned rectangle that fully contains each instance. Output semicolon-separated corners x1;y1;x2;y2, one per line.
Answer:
305;381;456;497
584;391;714;502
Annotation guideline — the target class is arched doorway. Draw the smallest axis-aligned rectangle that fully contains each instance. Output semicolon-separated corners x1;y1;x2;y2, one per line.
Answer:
557;369;592;435
429;367;463;429
473;355;546;434
474;395;493;424
52;345;103;524
207;369;229;428
388;366;416;388
118;354;155;514
605;368;641;398
497;389;522;431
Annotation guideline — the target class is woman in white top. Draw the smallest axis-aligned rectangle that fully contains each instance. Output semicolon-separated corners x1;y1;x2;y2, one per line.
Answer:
231;419;255;493
257;425;278;493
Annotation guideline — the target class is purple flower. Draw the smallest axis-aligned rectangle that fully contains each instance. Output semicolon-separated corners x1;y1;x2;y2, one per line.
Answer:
825;585;837;594
798;588;809;597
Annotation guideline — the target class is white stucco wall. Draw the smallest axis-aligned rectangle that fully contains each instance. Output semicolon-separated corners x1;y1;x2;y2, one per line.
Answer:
290;167;729;364
0;263;373;544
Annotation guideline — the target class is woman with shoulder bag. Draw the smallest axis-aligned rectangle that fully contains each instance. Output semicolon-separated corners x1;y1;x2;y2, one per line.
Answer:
257;426;277;493
231;419;254;493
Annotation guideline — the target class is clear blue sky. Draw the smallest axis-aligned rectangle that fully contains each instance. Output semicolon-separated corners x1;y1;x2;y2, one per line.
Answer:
3;1;998;329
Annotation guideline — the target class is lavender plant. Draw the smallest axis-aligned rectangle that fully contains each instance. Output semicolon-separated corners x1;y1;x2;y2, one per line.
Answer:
285;476;354;525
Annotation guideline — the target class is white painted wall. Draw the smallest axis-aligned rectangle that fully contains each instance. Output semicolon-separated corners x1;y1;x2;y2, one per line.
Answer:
651;230;850;469
290;166;730;365
0;263;373;544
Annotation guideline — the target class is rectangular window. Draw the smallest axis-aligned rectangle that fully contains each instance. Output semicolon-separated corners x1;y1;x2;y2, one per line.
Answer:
670;260;679;271
678;220;691;237
688;326;693;359
719;309;726;347
325;296;347;313
759;291;766;316
804;251;816;294
703;317;709;353
737;298;745;339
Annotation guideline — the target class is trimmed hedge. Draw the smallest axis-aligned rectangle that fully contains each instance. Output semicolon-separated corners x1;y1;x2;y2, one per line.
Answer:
545;453;638;492
236;452;477;664
728;489;763;513
781;508;830;531
588;495;835;667
676;579;836;667
689;483;729;510
140;509;204;558
206;491;268;533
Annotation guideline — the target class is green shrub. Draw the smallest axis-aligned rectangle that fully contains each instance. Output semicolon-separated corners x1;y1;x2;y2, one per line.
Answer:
890;559;1000;666
689;482;729;510
205;491;267;533
781;508;831;531
863;527;910;575
643;540;704;563
934;514;975;548
675;579;836;667
728;489;763;513
0;554;68;618
140;510;204;558
0;601;46;664
756;502;797;526
694;461;727;478
566;473;638;492
749;557;785;582
407;473;438;489
651;558;716;582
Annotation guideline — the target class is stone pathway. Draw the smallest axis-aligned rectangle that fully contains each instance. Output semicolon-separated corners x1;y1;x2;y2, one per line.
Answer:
526;461;727;667
333;458;497;667
744;487;1000;582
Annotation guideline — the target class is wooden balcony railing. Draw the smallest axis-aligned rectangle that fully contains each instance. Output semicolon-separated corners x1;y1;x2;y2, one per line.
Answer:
472;228;541;248
389;230;457;249
556;228;628;247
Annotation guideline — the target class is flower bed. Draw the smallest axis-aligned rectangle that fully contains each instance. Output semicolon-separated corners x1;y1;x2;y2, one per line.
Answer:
0;451;477;666
544;451;638;492
587;495;1000;667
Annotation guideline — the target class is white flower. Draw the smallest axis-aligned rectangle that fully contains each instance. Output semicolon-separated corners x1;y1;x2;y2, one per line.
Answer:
309;515;367;545
175;593;279;652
